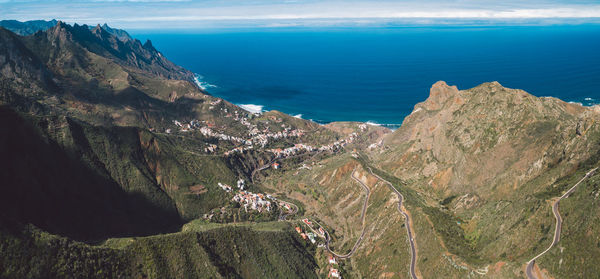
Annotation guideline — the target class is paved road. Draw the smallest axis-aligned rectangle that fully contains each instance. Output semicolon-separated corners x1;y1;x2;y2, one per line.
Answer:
278;200;299;221
251;151;324;183
250;152;321;221
367;167;419;279
324;168;371;259
525;167;598;279
252;152;415;275
251;157;279;184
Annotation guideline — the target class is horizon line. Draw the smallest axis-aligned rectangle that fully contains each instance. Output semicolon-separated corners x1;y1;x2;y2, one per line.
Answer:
3;17;600;30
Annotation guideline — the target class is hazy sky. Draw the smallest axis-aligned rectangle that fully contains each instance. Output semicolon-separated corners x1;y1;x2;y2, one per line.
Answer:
1;0;600;28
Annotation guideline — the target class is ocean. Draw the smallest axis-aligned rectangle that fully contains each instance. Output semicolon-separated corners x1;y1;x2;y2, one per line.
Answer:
130;25;600;128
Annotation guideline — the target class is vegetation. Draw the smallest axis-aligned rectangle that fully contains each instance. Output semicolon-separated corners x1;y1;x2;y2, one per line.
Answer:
3;19;600;279
0;221;318;279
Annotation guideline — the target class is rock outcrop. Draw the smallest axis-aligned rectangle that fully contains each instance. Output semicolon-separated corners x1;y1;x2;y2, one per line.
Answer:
381;81;600;198
422;80;462;110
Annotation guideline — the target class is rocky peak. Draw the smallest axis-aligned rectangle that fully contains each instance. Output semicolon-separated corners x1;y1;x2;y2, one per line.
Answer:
43;21;74;46
90;24;119;47
421;81;461;111
33;21;192;82
91;24;102;33
55;20;67;28
429;80;458;100
142;39;156;51
90;24;109;40
101;23;132;42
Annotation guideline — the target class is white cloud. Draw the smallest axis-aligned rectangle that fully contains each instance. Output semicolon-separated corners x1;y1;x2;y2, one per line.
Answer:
1;0;600;28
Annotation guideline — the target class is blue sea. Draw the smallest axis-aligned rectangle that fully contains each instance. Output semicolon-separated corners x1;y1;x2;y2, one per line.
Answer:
131;26;600;127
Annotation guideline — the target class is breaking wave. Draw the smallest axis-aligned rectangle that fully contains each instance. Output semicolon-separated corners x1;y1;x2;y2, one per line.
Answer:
365;121;402;130
568;101;584;106
365;121;382;126
238;104;264;114
193;74;217;91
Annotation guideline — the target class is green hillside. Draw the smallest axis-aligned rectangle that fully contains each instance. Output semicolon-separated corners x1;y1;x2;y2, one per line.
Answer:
0;221;317;279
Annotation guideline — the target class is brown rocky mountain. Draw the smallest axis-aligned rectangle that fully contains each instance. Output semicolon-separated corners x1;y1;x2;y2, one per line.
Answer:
380;81;599;199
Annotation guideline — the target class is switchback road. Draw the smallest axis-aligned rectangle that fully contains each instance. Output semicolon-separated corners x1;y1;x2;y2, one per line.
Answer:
367;167;419;279
278;200;299;221
324;168;371;259
525;167;598;279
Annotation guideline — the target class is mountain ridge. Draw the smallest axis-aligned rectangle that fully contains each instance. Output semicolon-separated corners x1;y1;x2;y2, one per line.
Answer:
0;19;58;36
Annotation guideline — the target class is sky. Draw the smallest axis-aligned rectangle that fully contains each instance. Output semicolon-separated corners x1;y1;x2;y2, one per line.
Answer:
1;0;600;29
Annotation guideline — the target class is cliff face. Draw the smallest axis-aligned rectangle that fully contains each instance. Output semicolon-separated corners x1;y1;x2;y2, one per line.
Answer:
380;81;600;199
25;21;195;82
0;27;56;92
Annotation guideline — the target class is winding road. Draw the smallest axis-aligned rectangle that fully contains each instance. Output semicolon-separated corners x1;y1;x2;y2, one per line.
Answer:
251;156;279;184
525;167;598;279
250;152;323;221
278;200;299;221
251;150;325;183
252;152;418;277
323;168;371;259
367;167;419;279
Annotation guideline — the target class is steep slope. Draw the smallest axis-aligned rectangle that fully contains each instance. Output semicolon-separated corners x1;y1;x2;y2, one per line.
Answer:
0;27;56;93
260;153;416;278
0;106;183;240
0;222;317;279
368;81;600;277
535;153;600;278
0;22;339;278
379;81;599;199
100;23;133;42
27;21;194;82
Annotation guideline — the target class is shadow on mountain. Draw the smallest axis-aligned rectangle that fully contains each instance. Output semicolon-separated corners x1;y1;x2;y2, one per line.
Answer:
67;83;203;118
0;106;183;242
112;86;204;112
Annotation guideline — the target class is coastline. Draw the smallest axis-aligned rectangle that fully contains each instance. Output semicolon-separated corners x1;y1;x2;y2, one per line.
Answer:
196;73;404;130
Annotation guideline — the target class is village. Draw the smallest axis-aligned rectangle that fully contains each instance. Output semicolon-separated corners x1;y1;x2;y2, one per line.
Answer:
165;101;362;160
216;179;291;216
168;112;308;156
214;178;342;278
268;132;358;158
232;191;272;213
212;176;348;278
177;105;357;278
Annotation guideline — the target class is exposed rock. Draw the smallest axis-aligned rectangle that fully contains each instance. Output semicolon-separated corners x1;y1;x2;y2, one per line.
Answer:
453;193;482;211
381;81;600;199
423;80;461;110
